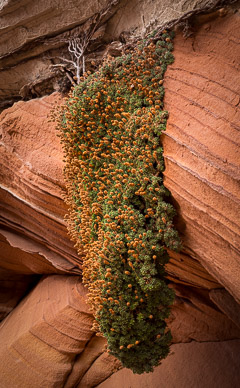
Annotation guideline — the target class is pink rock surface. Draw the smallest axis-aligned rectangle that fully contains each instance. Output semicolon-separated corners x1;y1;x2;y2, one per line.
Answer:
163;12;240;302
0;93;81;273
0;229;71;274
76;352;122;388
64;336;107;388
168;284;240;343
0;275;94;388
166;250;221;289
96;340;240;388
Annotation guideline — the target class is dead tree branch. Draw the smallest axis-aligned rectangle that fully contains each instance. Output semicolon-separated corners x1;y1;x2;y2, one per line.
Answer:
50;0;120;83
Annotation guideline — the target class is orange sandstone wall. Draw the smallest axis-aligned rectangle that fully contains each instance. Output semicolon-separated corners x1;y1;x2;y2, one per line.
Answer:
163;11;240;303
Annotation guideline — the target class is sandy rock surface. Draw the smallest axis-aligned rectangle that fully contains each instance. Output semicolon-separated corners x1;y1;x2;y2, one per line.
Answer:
0;274;122;388
163;11;240;303
96;340;240;388
0;93;80;273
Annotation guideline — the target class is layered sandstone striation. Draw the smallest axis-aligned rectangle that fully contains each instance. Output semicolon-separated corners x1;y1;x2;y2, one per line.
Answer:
0;0;110;109
0;93;81;320
0;275;93;387
168;284;240;343
0;275;121;388
0;0;220;110
0;93;80;273
163;11;240;303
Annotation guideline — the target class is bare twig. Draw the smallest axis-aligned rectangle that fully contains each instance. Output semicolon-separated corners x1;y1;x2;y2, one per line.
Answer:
51;0;120;83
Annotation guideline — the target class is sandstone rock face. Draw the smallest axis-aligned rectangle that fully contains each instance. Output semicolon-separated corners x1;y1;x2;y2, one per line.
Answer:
209;288;240;329
163;11;240;303
76;352;122;388
0;274;238;388
0;274;123;388
96;340;240;388
0;0;217;110
0;229;70;274
0;93;80;275
0;275;92;387
168;284;240;343
64;335;121;388
166;250;221;289
0;0;110;109
64;336;107;388
0;271;37;321
0;0;109;56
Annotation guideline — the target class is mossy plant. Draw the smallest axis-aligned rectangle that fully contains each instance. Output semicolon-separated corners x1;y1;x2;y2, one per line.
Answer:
56;30;181;374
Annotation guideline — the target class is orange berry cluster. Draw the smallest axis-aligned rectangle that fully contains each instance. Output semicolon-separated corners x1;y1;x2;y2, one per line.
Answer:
56;30;180;374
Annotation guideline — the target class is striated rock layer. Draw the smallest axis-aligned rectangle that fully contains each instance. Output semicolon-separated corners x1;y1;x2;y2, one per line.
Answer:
0;93;81;274
0;93;226;289
163;11;240;303
0;274;238;388
0;0;221;110
0;275;121;388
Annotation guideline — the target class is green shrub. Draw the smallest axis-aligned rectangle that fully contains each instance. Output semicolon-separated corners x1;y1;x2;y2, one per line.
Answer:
57;30;181;374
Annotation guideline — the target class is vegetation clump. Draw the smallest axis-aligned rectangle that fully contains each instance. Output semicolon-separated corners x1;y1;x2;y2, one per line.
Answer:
56;30;181;374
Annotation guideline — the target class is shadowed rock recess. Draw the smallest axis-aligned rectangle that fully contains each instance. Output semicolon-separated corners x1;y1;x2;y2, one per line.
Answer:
0;0;239;387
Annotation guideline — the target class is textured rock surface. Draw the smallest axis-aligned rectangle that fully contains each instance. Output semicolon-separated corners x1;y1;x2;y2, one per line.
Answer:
0;271;37;321
0;275;92;388
0;0;217;110
0;0;109;56
76;352;122;388
0;229;70;274
0;275;94;388
0;93;80;274
0;274;122;388
166;250;221;289
210;288;240;329
163;11;240;303
64;336;107;388
0;92;222;291
0;275;239;388
96;340;240;388
168;284;240;343
0;0;110;109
